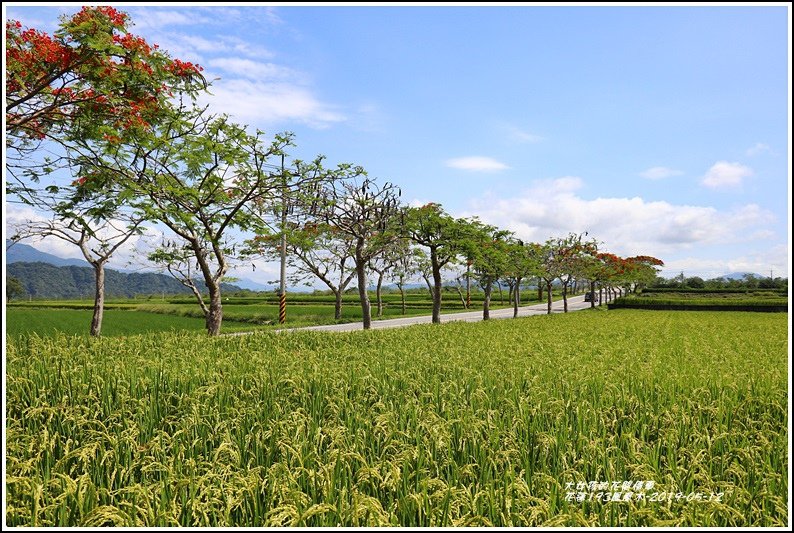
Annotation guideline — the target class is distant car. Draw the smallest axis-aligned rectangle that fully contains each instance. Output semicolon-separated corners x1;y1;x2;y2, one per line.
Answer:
584;292;599;302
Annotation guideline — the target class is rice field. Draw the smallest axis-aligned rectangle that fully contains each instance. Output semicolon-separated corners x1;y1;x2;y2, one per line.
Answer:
5;310;788;526
4;309;213;337
6;289;534;336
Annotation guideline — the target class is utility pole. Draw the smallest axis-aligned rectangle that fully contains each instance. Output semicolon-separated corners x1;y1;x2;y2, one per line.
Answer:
278;154;288;325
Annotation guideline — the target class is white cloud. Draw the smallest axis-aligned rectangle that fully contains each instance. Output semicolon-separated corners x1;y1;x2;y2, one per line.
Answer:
262;6;283;26
199;79;345;129
207;58;296;81
128;9;211;30
225;37;276;59
701;161;753;189
445;156;509;172
749;230;775;240
464;177;776;258
137;32;276;66
639;166;684;180
171;34;223;53
408;198;434;208
504;125;543;144
141;34;205;64
745;142;772;157
659;245;789;279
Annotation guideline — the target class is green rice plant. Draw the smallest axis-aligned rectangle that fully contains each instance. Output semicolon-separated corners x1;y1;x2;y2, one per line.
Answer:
5;310;787;526
3;309;260;337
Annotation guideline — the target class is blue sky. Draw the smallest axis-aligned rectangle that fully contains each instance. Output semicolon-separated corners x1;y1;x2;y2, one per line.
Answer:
4;3;791;284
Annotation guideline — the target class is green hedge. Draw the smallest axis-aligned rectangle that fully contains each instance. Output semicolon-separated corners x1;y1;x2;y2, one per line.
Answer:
642;288;786;295
610;296;788;312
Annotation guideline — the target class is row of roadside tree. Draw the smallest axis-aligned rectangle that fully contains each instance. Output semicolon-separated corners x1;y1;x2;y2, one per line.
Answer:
6;7;663;336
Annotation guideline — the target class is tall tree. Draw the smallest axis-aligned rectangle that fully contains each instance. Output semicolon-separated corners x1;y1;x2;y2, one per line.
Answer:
10;206;144;336
469;225;512;320
595;252;630;303
320;176;402;330
503;239;544;318
536;241;561;315
7;7;207;334
389;243;421;315
412;248;437;301
75;108;296;335
624;255;665;292
403;203;472;323
369;237;411;318
251;221;356;320
549;232;598;313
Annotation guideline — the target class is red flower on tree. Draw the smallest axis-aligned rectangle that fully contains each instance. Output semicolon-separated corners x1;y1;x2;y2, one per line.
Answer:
6;7;206;147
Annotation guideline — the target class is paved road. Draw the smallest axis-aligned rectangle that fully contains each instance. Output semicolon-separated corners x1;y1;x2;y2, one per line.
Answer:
282;294;595;333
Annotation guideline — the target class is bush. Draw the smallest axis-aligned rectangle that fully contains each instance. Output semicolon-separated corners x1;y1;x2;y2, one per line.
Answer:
609;296;787;312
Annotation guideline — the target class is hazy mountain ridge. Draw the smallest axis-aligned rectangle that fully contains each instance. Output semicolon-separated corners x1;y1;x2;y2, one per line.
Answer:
7;262;246;299
6;240;278;295
5;240;89;267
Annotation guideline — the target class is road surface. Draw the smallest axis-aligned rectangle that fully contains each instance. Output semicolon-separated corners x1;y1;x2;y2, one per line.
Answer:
280;294;595;333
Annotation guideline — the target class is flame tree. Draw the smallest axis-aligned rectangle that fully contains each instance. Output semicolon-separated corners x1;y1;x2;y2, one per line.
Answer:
6;6;204;190
6;7;206;336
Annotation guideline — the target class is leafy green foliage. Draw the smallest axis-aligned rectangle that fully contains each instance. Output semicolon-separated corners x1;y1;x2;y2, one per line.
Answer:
6;275;27;300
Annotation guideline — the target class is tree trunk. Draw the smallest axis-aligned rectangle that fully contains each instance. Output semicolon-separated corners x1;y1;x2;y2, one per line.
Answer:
482;281;492;320
599;286;604;306
590;280;596;309
513;277;521;318
454;283;466;309
397;281;406;315
90;261;106;337
422;274;434;300
496;281;504;306
465;262;471;309
572;279;578;295
205;281;223;336
546;280;553;314
376;271;384;318
430;247;443;324
562;282;568;313
355;254;372;330
334;289;343;319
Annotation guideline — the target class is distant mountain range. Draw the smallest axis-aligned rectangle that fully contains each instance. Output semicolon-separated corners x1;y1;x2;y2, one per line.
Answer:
5;240;279;298
5;240;89;267
228;277;277;292
7;262;249;299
